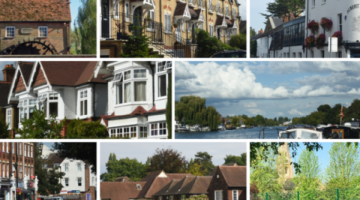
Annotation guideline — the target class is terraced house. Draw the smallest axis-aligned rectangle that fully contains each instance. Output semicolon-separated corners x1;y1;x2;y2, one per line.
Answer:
0;0;71;55
100;0;242;57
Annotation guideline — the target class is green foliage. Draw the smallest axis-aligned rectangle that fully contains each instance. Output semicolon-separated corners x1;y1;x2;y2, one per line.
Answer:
186;163;207;176
186;194;209;200
100;153;146;181
35;143;65;195
0;109;9;138
148;148;188;173
325;143;360;189
74;0;97;54
240;26;246;35
66;119;108;138
195;29;234;57
223;153;246;166
53;142;97;173
250;27;256;38
175;96;220;130
166;73;172;139
119;25;159;58
250;40;257;57
261;0;305;23
229;34;246;50
193;152;215;175
17;109;65;139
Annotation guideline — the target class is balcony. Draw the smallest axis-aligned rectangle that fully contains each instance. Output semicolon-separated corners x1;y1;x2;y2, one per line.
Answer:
131;0;155;11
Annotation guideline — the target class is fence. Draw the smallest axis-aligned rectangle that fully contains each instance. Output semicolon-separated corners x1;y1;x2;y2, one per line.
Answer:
252;188;360;200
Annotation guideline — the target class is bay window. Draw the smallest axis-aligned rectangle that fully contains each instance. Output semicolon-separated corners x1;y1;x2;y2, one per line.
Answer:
134;69;146;78
49;93;58;117
115;69;148;104
79;90;88;116
124;83;131;103
134;82;146;101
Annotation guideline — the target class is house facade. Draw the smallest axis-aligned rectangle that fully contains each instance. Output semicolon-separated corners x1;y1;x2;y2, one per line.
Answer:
0;142;38;200
100;0;242;57
252;0;360;58
0;0;71;55
6;61;107;137
96;61;172;139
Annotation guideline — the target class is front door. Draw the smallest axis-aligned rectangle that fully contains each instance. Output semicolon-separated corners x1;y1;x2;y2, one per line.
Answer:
101;0;110;38
350;50;360;58
133;7;142;36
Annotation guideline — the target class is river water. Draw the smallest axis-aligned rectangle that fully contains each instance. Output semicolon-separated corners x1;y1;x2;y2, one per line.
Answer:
175;126;285;139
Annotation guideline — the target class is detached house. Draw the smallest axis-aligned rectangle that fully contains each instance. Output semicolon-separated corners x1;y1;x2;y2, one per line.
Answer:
100;0;242;57
96;61;172;139
6;61;107;137
0;0;71;55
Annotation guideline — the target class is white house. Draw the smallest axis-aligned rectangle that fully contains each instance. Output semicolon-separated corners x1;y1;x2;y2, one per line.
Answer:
252;0;360;58
94;61;172;139
6;61;108;137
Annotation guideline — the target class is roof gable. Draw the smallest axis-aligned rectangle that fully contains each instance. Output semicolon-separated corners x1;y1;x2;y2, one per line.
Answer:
32;62;48;88
14;73;27;93
101;182;146;200
219;166;246;187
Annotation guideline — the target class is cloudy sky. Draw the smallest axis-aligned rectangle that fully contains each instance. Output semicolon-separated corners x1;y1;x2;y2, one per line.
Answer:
238;0;247;20
175;61;360;119
100;142;246;175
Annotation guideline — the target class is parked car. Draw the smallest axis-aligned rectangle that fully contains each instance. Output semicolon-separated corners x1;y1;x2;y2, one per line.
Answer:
210;50;246;58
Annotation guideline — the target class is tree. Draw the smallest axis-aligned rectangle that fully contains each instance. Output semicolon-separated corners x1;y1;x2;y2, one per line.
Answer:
35;143;65;195
0;109;9;138
195;29;234;57
119;25;159;58
229;35;246;50
325;143;360;189
224;153;246;166
17;109;65;139
231;116;238;126
74;0;96;54
344;99;360;122
66;119;108;138
100;154;146;181
250;40;257;57
261;0;305;23
166;72;172;139
186;163;207;176
52;142;97;173
194;152;215;175
148;148;188;173
250;27;256;38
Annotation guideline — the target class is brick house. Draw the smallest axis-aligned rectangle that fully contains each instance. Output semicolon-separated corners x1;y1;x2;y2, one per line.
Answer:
100;0;242;57
5;61;108;138
0;142;37;200
0;0;71;55
100;165;247;200
207;165;246;200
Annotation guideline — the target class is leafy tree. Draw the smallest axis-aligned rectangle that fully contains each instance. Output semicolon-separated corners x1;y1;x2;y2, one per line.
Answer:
325;143;360;189
261;0;305;23
231;116;238;126
35;143;65;195
344;99;360;121
17;109;65;139
74;0;96;54
66;119;108;138
148;148;188;173
250;27;256;38
194;152;215;175
119;25;159;58
186;163;207;176
186;194;208;200
166;72;172;139
244;118;254;126
195;29;234;57
223;153;246;166
53;142;97;173
100;154;146;181
250;40;257;57
229;34;246;50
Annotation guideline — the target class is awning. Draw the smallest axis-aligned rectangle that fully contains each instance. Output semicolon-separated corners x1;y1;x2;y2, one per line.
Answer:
130;0;155;11
189;8;204;23
215;15;227;29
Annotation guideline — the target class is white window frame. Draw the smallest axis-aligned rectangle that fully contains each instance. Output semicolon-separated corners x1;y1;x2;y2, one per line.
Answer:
77;163;82;171
233;190;238;200
125;1;130;22
38;26;48;37
114;2;120;19
6;108;11;130
199;0;203;8
232;8;236;18
225;6;229;16
165;14;171;33
5;26;15;37
150;122;167;137
109;126;137;139
146;10;155;31
139;126;148;138
78;177;82;186
215;190;223;200
209;25;214;37
338;14;342;32
65;178;69;186
78;89;89;117
65;163;69;172
48;93;59;118
156;62;168;99
312;0;315;7
217;3;221;14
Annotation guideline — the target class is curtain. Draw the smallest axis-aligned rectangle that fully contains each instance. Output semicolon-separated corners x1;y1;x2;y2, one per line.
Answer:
135;82;146;101
124;83;131;103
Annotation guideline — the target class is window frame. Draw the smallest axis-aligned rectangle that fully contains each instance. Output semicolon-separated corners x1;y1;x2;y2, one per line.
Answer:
209;25;214;37
125;1;130;22
64;163;69;172
150;122;167;137
78;177;82;186
5;26;15;38
77;163;82;171
215;190;223;200
78;88;90;117
146;10;155;31
6;108;11;130
232;190;238;200
109;126;137;139
65;178;69;186
38;26;48;37
156;62;168;99
114;2;120;19
165;13;171;33
338;14;342;32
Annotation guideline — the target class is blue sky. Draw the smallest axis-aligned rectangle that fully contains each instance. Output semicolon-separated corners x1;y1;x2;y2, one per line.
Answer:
70;0;83;30
100;142;246;175
175;61;360;119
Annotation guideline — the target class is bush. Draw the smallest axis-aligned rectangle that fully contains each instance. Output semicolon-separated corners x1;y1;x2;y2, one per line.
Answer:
67;119;108;138
195;29;234;57
229;34;246;50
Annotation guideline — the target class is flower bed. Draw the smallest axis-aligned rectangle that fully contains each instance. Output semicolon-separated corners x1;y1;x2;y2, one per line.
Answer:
307;20;319;34
332;31;343;45
305;35;316;49
315;34;326;49
320;18;333;31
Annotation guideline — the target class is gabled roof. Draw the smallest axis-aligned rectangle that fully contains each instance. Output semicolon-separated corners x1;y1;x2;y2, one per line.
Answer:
174;2;191;19
0;0;71;22
101;182;146;200
215;15;227;27
219;165;246;187
18;62;35;86
47;153;65;167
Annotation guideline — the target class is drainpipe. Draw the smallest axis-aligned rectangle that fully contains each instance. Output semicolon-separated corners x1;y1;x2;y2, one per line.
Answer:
305;0;309;58
205;0;208;32
159;0;162;26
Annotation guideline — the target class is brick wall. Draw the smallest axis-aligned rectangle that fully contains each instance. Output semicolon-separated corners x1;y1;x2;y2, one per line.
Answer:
207;167;229;200
84;164;96;200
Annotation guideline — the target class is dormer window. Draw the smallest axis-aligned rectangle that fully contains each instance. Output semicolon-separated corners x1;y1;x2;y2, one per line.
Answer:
38;26;48;37
6;26;15;37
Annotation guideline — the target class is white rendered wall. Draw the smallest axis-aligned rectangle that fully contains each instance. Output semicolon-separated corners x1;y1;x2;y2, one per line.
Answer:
61;158;86;192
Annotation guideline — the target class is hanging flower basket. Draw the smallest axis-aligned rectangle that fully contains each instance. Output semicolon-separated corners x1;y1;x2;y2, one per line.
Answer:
305;35;316;49
320;17;333;31
315;33;326;49
16;188;22;195
307;20;319;34
332;31;343;45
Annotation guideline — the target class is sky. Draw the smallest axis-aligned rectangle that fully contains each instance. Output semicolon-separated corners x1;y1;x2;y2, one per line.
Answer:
175;61;360;119
238;0;247;20
100;142;246;175
0;61;18;81
70;0;83;30
250;0;272;32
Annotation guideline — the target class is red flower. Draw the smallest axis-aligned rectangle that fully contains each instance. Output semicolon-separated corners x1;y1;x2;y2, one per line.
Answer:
320;18;333;31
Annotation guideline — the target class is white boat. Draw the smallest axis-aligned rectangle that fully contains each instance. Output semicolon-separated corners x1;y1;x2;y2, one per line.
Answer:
201;126;211;131
278;125;323;139
218;124;226;131
190;124;201;132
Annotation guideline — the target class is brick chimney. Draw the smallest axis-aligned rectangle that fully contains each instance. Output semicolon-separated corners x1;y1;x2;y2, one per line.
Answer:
2;64;15;82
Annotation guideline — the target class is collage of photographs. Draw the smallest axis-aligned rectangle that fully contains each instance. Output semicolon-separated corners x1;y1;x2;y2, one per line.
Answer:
0;0;359;199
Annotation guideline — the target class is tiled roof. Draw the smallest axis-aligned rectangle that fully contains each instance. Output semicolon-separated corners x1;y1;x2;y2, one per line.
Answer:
215;15;224;26
174;2;187;16
219;165;246;187
0;0;71;22
18;62;35;86
47;153;65;167
101;182;146;200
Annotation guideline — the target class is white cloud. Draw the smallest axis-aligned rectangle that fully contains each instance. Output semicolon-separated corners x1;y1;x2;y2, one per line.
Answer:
244;102;257;108
248;109;264;115
348;88;360;94
277;112;284;116
289;109;304;116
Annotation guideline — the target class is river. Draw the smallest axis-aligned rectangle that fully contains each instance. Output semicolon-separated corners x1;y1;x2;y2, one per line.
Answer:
175;126;285;139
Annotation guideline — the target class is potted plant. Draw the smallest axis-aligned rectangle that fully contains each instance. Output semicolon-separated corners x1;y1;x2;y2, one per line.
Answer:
332;31;343;45
320;17;333;31
173;23;179;28
305;35;315;49
307;20;319;34
315;33;326;49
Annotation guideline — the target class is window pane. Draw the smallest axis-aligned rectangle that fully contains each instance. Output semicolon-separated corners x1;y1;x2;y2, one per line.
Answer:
84;100;88;115
49;103;58;117
116;83;123;104
134;82;146;101
124;83;131;103
158;75;166;97
80;101;84;116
